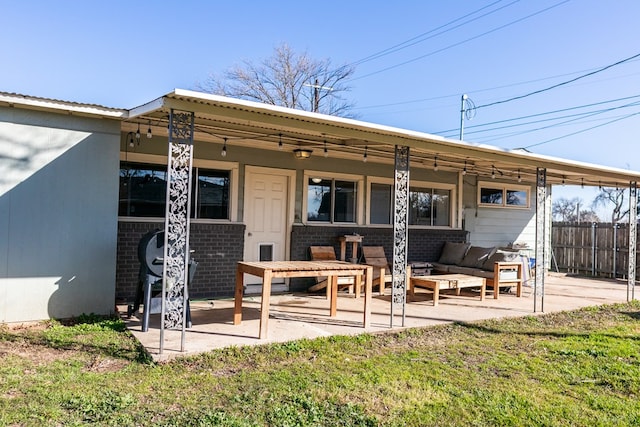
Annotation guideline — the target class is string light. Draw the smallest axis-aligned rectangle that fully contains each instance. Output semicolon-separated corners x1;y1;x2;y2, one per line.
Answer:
462;160;467;175
363;146;368;163
146;121;152;139
135;123;141;140
581;178;584;188
221;138;227;157
562;176;566;186
278;133;283;150
433;156;439;172
491;165;496;179
323;140;328;158
518;169;522;183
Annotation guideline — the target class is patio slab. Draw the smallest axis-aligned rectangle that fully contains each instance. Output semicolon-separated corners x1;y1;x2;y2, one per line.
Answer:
121;273;633;362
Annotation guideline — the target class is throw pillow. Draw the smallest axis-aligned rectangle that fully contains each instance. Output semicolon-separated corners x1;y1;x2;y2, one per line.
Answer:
459;246;496;268
438;242;471;265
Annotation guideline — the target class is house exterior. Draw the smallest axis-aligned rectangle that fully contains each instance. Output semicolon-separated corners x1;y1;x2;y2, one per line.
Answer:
1;89;638;323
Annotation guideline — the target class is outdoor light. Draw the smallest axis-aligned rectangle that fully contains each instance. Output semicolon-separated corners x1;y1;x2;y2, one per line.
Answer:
311;177;323;184
363;146;368;163
433;156;438;172
323;140;328;158
293;148;312;159
278;133;283;150
146;121;152;139
221;138;227;157
135;123;141;140
462;160;467;175
126;129;140;147
491;165;496;179
518;169;522;183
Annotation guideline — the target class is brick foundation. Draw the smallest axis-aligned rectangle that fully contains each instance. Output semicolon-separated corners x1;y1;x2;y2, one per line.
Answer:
116;220;245;303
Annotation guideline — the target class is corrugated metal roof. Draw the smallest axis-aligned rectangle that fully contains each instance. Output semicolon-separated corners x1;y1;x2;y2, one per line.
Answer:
124;89;640;188
0;91;126;118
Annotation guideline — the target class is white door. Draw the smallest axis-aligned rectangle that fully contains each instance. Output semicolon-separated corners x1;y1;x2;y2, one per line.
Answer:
243;168;290;290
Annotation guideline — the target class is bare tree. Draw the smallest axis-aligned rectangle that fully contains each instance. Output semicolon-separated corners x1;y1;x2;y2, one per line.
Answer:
198;43;357;117
592;187;628;223
552;197;580;221
552;197;599;222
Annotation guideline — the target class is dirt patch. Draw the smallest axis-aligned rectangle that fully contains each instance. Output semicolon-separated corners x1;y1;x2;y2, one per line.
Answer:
0;339;74;365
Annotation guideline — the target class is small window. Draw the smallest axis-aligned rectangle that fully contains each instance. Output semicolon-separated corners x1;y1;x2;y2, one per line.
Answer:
478;182;530;208
307;177;357;223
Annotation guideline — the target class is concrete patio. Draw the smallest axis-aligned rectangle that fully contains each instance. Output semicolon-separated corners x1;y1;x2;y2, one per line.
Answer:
121;273;635;362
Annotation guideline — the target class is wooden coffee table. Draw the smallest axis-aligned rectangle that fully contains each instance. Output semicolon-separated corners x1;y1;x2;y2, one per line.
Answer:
410;274;486;306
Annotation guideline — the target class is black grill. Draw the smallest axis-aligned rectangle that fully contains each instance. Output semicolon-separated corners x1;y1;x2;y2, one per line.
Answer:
128;229;197;331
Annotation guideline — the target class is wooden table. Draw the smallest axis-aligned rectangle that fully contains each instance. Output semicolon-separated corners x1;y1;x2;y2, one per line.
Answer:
410;274;486;306
234;261;373;339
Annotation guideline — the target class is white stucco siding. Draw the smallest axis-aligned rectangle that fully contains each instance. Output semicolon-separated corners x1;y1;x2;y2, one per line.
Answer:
0;107;120;322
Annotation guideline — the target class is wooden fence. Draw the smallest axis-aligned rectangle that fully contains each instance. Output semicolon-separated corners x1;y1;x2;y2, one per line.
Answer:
551;222;639;279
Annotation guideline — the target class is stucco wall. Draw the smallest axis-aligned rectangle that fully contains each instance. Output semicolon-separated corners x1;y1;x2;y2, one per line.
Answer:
0;107;121;322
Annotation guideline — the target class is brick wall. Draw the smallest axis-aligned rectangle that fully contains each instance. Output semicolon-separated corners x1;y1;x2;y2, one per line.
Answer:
289;224;468;291
116;220;245;302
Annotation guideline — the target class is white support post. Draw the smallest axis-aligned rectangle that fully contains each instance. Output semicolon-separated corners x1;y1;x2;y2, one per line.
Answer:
628;181;637;301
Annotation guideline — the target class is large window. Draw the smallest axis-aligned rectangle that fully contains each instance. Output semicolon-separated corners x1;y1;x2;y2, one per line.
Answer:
119;162;230;219
369;181;452;227
307;178;357;223
478;182;529;208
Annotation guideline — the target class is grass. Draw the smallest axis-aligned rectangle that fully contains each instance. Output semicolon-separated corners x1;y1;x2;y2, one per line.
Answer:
1;304;640;426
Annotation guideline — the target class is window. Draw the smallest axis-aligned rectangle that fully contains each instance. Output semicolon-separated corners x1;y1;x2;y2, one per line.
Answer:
370;183;392;224
478;182;530;208
307;178;357;223
409;187;451;226
369;181;452;227
119;162;230;219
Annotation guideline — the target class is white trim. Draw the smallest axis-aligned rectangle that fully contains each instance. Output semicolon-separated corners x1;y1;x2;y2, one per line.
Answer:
303;170;365;225
477;181;531;209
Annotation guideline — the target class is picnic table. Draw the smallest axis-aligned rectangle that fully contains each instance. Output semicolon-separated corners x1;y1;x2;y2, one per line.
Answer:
234;261;373;339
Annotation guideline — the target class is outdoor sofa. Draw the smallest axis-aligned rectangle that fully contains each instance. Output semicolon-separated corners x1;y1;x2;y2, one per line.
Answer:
430;242;524;297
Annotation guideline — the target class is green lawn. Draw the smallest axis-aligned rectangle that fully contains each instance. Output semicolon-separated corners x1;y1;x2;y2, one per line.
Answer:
1;302;639;426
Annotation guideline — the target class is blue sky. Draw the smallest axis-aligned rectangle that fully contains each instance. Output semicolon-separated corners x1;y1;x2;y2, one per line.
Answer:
2;0;639;213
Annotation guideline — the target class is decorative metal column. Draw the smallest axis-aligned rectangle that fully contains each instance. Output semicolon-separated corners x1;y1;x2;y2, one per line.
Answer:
534;168;547;312
391;145;410;327
160;109;195;354
628;181;637;301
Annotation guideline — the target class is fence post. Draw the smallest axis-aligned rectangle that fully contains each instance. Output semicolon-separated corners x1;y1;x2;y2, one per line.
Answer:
613;223;618;279
591;222;597;276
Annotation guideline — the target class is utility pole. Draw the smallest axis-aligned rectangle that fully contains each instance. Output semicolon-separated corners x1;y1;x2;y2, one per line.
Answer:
459;94;468;140
304;79;333;113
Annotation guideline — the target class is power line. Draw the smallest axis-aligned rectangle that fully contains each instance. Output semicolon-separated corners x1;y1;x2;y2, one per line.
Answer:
348;0;517;67
434;93;640;135
524;110;640;149
465;101;640;142
474;52;640;109
349;1;569;82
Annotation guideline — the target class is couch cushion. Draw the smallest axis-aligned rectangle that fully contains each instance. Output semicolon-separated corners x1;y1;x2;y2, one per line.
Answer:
482;250;520;271
437;242;470;265
459;246;495;268
430;263;451;273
